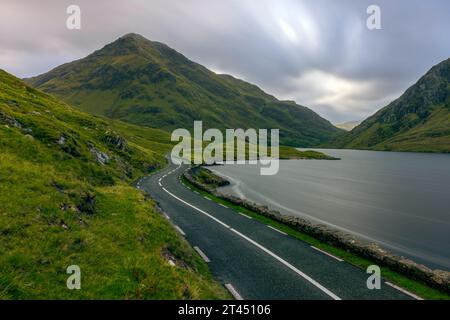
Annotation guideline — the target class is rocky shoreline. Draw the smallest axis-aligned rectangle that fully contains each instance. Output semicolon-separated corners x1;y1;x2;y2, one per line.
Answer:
184;166;450;295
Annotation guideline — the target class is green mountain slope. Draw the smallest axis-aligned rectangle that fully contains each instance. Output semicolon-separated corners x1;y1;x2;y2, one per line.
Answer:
0;69;228;299
330;58;450;152
25;33;342;147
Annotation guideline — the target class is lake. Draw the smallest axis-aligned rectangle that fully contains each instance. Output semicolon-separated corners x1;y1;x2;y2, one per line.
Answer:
210;149;450;271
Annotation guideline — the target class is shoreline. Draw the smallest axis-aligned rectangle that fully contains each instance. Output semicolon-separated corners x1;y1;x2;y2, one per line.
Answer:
183;166;450;298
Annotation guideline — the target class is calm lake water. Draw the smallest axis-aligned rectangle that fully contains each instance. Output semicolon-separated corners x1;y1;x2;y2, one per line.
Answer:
210;149;450;271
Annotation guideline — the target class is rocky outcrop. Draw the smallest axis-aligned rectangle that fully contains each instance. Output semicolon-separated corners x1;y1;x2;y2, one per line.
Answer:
0;109;22;128
89;146;110;165
184;167;450;294
101;130;129;152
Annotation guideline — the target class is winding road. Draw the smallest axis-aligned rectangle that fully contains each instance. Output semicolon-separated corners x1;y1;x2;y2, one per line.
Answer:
137;162;420;300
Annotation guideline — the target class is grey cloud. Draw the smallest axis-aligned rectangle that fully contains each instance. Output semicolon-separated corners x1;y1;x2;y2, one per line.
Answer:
0;0;449;123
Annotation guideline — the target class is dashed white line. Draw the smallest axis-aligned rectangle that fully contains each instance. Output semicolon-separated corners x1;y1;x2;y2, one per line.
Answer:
267;225;288;236
225;284;243;300
310;246;344;262
174;225;186;236
158;181;162;187
194;191;199;195
161;186;341;300
203;196;212;201
237;212;252;219
194;246;210;263
385;282;423;300
219;203;228;208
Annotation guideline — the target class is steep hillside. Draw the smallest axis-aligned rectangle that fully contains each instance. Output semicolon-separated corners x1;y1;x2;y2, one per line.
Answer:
0;69;228;299
331;58;450;152
26;33;341;147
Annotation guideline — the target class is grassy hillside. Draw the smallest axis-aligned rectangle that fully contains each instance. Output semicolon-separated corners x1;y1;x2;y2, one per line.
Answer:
330;58;450;152
0;69;229;299
25;33;342;147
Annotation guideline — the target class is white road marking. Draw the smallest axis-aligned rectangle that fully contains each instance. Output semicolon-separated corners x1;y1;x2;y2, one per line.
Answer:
158;182;162;187
162;187;231;229
174;225;186;236
225;284;243;300
238;212;252;219
194;246;210;263
267;225;288;236
158;178;162;182
194;191;199;195
385;282;424;300
310;246;344;262
204;196;212;201
161;186;341;300
219;203;228;208
163;213;170;220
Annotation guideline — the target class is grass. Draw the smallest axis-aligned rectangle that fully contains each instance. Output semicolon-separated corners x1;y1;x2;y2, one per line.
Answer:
0;69;229;299
182;173;450;300
25;33;342;147
329;58;450;153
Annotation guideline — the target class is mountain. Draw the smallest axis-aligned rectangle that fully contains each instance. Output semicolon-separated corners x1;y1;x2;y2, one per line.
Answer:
335;121;360;131
331;58;450;152
25;33;341;147
0;69;227;299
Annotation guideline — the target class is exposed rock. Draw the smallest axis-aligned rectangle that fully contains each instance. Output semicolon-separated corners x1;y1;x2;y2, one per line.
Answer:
76;192;96;215
90;146;110;165
57;136;66;146
102;130;129;151
0;110;22;128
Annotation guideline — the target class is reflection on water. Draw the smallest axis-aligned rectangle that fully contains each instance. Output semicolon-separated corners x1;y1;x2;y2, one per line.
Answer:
211;149;450;271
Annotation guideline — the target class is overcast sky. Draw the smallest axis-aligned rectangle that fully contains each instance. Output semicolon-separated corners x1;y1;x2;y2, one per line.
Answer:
1;0;449;123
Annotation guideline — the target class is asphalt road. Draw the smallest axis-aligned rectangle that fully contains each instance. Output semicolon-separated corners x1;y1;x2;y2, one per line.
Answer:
138;162;420;300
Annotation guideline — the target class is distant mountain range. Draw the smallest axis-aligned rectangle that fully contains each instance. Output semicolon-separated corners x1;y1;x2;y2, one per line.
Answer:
25;33;341;147
329;57;450;152
24;33;450;152
335;121;360;131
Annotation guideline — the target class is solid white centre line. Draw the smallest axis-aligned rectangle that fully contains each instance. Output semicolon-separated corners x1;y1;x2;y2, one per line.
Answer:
174;225;186;236
194;246;210;263
162;187;231;229
385;282;423;300
225;283;244;300
161;186;341;300
267;225;288;236
310;246;344;262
